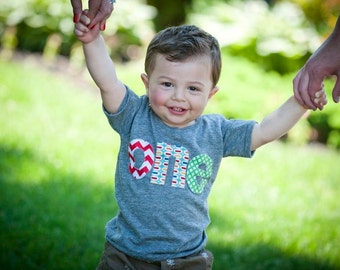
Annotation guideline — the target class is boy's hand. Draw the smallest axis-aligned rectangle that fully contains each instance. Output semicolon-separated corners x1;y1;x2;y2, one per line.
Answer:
313;85;327;111
74;11;101;43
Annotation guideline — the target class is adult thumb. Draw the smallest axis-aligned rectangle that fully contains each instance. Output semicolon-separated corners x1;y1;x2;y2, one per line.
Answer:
71;0;82;22
87;0;101;20
332;77;340;103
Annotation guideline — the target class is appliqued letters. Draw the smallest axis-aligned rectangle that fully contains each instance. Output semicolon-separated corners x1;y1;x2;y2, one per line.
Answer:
128;139;213;194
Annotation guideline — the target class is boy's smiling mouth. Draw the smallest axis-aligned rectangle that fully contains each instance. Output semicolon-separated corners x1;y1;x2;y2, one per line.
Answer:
169;106;187;114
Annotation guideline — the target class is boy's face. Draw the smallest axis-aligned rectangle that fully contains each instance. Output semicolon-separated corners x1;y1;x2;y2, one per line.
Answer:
141;54;219;128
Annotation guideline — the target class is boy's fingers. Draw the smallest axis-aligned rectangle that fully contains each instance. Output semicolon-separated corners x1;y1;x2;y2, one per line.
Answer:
80;13;91;25
74;22;88;34
315;91;321;98
311;82;326;110
313;89;328;110
74;28;85;37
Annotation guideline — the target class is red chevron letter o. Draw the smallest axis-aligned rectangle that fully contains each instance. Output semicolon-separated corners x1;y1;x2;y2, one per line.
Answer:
128;139;155;179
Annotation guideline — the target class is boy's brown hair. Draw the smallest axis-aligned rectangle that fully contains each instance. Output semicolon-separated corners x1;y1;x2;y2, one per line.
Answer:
144;25;222;87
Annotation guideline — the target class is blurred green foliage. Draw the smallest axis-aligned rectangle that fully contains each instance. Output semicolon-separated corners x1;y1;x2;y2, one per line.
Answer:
189;0;319;74
0;0;156;59
0;0;339;147
291;0;340;33
0;0;75;55
1;0;338;63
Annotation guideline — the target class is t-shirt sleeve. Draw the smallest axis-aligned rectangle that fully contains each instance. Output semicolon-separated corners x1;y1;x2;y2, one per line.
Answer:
222;118;257;158
102;86;143;135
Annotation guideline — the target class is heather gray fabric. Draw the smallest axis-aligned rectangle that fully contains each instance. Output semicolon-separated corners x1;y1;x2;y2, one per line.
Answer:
102;86;256;261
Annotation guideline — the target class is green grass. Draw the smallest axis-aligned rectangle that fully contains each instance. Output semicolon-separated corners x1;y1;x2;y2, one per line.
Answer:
1;57;339;270
208;143;340;269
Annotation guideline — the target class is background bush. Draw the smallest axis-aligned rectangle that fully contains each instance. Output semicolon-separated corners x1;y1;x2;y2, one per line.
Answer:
189;0;319;74
0;0;155;59
0;0;339;147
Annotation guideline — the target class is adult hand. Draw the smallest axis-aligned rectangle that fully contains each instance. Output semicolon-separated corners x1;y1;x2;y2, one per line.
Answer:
293;16;340;110
71;0;114;31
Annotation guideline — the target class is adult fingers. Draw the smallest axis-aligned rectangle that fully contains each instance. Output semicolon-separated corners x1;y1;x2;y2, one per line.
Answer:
89;13;107;30
332;77;340;103
88;0;114;29
87;0;102;20
293;70;305;106
71;0;82;22
293;69;316;110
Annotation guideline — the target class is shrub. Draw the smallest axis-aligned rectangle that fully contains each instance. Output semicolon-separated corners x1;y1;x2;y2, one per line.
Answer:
0;0;155;59
188;0;321;74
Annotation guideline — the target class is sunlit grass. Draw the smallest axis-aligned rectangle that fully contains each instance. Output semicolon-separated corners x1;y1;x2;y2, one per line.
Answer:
1;57;339;269
208;143;340;269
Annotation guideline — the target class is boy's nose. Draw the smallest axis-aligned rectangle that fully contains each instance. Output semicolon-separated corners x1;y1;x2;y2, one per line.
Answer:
172;88;186;101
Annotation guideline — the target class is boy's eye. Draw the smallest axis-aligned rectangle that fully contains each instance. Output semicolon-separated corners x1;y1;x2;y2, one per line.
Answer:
188;86;198;91
162;82;173;87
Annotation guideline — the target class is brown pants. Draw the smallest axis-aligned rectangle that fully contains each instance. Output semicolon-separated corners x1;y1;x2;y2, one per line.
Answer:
96;241;214;270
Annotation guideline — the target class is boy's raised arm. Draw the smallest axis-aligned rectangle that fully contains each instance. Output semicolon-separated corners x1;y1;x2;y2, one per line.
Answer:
83;34;126;114
75;13;126;114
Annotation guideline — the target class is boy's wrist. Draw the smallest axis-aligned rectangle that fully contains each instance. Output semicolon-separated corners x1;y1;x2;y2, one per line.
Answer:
82;33;102;45
292;96;308;111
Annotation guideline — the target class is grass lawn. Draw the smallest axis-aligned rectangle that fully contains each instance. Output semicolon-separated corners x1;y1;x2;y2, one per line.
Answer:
1;56;339;270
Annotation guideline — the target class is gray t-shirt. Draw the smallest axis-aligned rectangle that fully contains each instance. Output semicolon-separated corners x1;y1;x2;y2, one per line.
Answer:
103;86;256;261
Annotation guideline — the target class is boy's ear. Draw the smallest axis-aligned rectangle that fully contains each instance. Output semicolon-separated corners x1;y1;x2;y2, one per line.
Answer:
208;86;219;99
141;73;149;94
